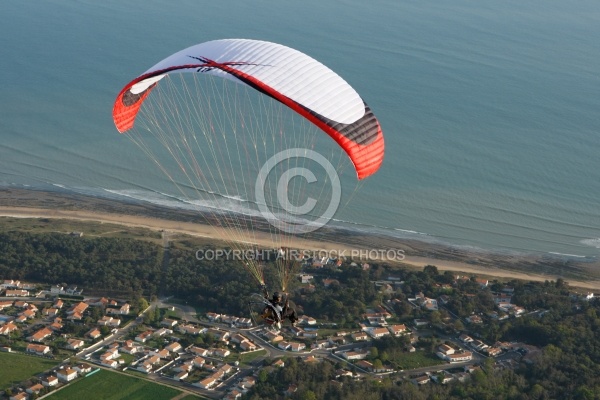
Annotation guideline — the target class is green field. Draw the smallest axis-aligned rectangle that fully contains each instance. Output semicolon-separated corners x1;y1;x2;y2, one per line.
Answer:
393;350;446;370
0;352;60;390
45;369;185;400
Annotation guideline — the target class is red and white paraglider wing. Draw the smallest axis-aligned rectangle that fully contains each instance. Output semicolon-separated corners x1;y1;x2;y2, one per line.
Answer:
113;39;384;179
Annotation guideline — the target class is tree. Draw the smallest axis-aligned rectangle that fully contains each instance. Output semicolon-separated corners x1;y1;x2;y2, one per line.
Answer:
454;319;465;331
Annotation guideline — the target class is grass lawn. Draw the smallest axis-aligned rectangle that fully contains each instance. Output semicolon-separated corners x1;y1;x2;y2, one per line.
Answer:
119;353;136;364
225;349;267;366
0;352;61;390
393;350;446;370
45;369;183;400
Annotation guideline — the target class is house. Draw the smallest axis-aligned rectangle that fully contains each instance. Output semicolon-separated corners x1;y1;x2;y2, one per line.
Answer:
100;348;119;361
342;351;367;360
301;330;318;339
29;327;53;342
298;315;317;325
9;392;28;400
73;363;93;374
67;312;83;321
121;341;142;354
57;368;78;382
472;339;489;351
459;334;473;343
154;328;172;337
106;303;130;315
311;340;329;350
486;347;502;357
289;326;305;337
422;299;438;311
437;344;455;356
299;274;314;283
285;384;298;396
174;361;194;373
48;320;62;332
168;369;187;381
213;348;230;358
101;359;118;369
237;317;252;327
466;315;483;324
67;302;89;316
410;374;430;386
87;328;102;339
206;312;221;321
44;308;58;317
98;316;121;327
66;338;85;350
221;315;239;325
151;348;170;359
431;371;454;384
0;322;17;335
238;376;256;390
207;328;230;342
225;390;242;400
190;346;210;357
351;332;368;341
368;327;390;339
446;351;473;363
41;375;58;387
0;300;13;310
161;318;178;327
178;324;202;335
165;342;182;353
53;299;64;309
475;278;489;288
137;363;153;373
50;284;64;294
278;341;291;351
388;324;408;336
2;279;21;288
5;289;29;297
195;377;218;390
192;357;205;368
26;383;44;395
355;360;373;371
240;340;257;351
414;319;429;327
230;333;249;344
135;330;154;343
273;359;285;368
20;309;36;320
289;342;306;352
264;330;283;342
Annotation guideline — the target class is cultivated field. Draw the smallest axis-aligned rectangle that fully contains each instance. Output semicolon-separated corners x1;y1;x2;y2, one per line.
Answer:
0;352;60;390
45;369;196;400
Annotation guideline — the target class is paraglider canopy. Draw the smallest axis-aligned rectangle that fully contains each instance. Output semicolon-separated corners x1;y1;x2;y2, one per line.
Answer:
113;39;384;179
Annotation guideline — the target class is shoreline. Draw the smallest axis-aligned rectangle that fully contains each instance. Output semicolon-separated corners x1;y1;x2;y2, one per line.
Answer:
1;187;599;290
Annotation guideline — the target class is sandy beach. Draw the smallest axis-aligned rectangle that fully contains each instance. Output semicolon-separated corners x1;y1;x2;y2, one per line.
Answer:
1;188;599;290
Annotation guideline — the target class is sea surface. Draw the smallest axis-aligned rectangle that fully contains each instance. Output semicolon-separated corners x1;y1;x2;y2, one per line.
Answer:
1;0;599;258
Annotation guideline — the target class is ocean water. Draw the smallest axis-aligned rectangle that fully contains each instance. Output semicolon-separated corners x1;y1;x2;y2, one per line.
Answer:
0;0;599;257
